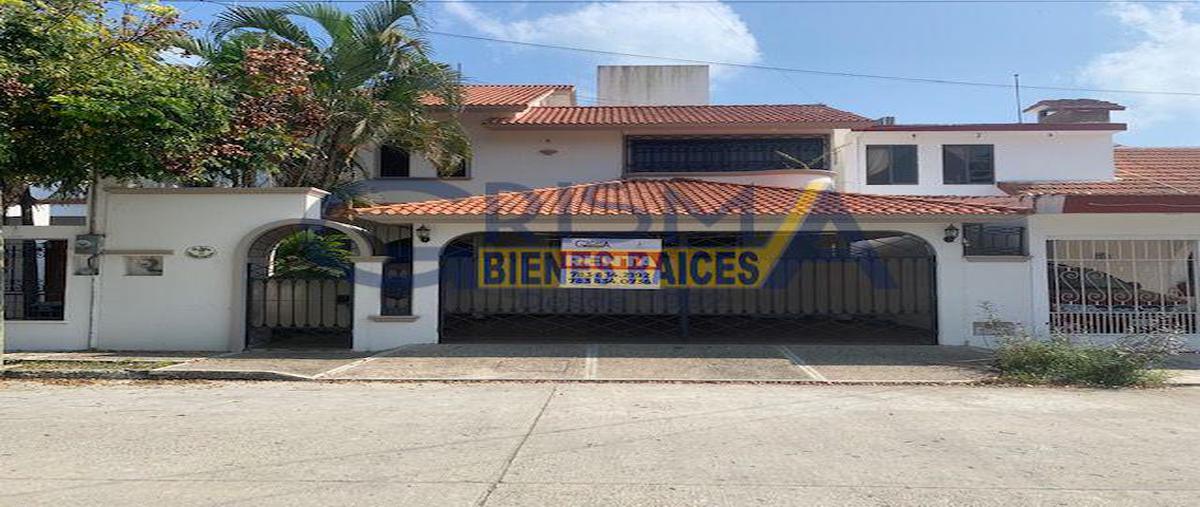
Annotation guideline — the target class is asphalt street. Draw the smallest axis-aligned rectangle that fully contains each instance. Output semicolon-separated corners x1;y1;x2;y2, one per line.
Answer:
1;381;1197;506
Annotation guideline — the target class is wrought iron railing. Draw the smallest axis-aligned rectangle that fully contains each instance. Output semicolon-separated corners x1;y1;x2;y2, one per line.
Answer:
4;239;68;321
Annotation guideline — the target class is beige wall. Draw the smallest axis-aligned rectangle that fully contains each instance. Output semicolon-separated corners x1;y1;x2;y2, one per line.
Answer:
92;189;325;351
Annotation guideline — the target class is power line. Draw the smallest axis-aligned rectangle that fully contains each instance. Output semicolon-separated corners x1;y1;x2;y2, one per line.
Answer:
172;0;1200;97
415;29;1200;97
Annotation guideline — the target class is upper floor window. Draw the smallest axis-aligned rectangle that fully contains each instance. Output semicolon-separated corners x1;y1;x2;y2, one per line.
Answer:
379;145;410;178
942;144;994;184
379;146;470;179
866;145;917;185
625;136;828;174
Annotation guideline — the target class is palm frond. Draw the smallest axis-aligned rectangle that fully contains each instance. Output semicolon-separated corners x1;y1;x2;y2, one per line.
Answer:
282;2;356;49
211;5;317;51
352;0;418;42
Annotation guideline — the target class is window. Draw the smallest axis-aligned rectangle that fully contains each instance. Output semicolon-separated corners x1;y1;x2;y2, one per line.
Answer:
379;145;410;178
866;145;918;185
381;225;413;316
4;239;67;321
963;223;1026;256
625;136;828;173
943;144;994;184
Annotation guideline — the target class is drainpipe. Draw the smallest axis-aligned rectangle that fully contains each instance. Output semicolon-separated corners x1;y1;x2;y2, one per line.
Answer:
85;176;102;350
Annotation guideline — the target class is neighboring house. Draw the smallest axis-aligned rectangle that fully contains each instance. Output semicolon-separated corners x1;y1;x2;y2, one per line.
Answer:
5;65;1200;352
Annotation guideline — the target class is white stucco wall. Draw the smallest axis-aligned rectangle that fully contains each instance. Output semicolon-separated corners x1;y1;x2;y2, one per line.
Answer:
92;188;326;351
842;130;1117;195
362;121;871;203
359;120;1120;204
2;225;92;351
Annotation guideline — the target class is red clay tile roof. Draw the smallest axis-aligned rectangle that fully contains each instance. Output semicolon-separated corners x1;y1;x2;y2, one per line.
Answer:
855;123;1126;132
999;147;1200;196
1023;99;1125;112
421;84;573;108
354;179;1028;218
488;105;871;127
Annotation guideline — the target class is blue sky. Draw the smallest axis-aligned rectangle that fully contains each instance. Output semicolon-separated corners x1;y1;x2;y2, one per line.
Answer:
172;1;1200;146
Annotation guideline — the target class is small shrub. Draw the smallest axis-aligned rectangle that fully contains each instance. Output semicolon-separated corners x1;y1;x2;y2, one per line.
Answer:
995;332;1183;387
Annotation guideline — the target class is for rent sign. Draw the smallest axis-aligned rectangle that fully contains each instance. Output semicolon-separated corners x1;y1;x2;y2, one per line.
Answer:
560;238;662;289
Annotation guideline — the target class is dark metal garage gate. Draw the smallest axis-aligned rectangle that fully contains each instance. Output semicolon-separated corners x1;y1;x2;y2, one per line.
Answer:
439;232;937;344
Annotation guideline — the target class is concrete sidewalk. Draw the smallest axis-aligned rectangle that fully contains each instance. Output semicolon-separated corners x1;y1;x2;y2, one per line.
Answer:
8;344;1198;384
7;344;998;383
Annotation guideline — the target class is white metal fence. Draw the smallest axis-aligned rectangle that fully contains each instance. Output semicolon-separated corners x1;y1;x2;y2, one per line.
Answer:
1047;239;1197;334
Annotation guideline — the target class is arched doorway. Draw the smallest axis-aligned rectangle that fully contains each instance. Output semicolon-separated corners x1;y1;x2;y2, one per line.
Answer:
243;222;370;349
439;231;938;344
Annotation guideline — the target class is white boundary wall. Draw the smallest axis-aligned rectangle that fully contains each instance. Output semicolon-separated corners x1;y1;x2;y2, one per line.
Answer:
9;194;1198;351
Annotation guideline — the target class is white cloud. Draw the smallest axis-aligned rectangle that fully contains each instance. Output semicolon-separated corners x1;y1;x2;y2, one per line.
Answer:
1080;3;1200;126
443;1;761;84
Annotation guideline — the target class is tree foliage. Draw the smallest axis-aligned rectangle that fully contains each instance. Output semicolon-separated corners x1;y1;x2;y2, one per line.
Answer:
0;0;232;197
176;34;328;187
195;0;470;188
271;229;353;279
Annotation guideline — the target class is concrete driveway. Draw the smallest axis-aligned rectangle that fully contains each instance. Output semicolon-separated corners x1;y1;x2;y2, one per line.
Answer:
1;381;1198;506
156;344;997;383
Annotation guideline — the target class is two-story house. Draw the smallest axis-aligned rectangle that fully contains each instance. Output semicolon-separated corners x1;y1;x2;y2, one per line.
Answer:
330;66;1200;350
6;65;1199;352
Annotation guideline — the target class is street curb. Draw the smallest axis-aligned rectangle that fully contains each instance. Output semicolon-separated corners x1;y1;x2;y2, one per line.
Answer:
1;368;310;381
149;369;313;381
1;369;154;380
5;367;1196;387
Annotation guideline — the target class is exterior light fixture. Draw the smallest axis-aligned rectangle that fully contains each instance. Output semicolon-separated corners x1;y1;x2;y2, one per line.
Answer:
943;224;960;243
416;224;431;243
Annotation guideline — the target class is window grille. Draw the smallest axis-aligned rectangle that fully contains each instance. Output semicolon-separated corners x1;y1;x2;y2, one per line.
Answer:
4;239;68;321
626;136;829;173
963;223;1027;256
1047;240;1197;334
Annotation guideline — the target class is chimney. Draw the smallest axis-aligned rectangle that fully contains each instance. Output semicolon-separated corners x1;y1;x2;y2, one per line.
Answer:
1023;99;1125;124
596;65;709;106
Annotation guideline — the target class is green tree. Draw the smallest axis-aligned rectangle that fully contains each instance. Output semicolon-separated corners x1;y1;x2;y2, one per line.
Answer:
0;0;233;359
0;0;231;196
197;0;470;188
177;34;328;187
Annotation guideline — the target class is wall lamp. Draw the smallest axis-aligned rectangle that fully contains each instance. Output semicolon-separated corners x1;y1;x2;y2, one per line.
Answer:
416;224;431;243
943;224;960;243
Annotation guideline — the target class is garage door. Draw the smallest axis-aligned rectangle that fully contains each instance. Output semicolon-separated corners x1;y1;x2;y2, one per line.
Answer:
439;232;937;344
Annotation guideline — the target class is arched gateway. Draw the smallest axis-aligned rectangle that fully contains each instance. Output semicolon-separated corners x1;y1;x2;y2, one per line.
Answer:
241;220;377;349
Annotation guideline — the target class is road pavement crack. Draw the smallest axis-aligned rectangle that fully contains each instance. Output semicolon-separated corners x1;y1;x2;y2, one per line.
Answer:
476;385;557;506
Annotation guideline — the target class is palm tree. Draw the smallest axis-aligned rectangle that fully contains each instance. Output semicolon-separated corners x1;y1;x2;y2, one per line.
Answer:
195;0;469;188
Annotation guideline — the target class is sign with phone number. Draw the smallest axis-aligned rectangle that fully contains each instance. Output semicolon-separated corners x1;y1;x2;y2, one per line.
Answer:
560;238;662;289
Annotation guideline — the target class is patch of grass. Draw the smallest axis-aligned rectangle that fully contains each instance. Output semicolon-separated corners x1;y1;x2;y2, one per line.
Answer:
995;335;1178;388
6;360;178;371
